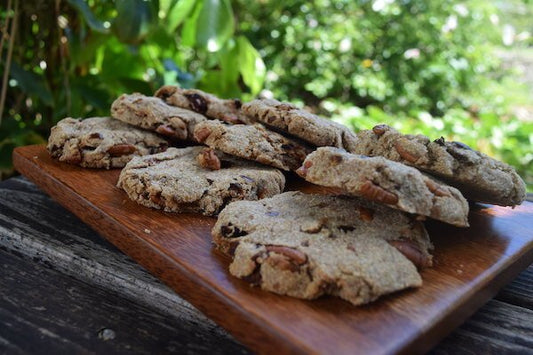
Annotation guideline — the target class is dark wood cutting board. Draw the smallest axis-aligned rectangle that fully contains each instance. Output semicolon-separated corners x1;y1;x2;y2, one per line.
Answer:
13;145;533;355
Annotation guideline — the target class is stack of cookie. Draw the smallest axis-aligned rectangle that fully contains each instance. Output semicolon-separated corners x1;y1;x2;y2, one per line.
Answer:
47;86;527;306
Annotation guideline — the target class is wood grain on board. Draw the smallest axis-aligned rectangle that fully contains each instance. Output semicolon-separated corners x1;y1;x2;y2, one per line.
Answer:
13;145;533;355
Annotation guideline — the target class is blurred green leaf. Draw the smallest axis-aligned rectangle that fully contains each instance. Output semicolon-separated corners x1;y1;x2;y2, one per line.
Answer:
100;39;146;83
0;121;45;170
9;62;54;107
166;0;197;32
181;1;202;47
68;32;107;68
237;36;265;95
199;70;240;98
118;78;153;95
66;0;110;33
218;39;239;87
0;141;15;170
72;81;110;110
113;0;158;44
195;0;234;52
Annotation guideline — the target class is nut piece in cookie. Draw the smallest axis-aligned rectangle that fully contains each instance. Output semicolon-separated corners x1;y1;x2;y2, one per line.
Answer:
117;147;285;216
111;93;208;142
242;99;358;151
155;85;250;124
352;124;526;206
297;147;469;227
213;191;433;306
47;117;168;169
197;148;221;170
193;120;313;171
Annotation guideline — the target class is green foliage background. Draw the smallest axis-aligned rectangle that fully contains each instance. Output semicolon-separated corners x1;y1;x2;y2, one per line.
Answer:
1;0;532;191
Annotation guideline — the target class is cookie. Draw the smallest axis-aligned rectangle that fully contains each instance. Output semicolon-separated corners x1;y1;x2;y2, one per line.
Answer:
117;147;285;216
193;120;312;171
242;99;358;151
297;147;469;227
47;117;168;169
155;85;251;124
111;93;208;141
213;191;432;306
353;124;526;206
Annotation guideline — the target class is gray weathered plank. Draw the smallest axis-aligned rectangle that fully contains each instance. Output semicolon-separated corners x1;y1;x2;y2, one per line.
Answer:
0;249;247;354
495;265;533;310
0;176;228;339
430;299;533;354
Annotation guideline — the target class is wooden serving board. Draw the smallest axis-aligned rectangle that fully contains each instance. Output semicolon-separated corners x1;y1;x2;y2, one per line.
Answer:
13;145;533;355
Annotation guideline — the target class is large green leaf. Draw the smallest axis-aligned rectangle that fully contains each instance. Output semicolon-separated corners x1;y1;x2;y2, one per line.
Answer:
66;0;110;33
72;80;110;110
9;62;54;107
198;70;240;98
113;0;158;44
237;36;265;95
195;0;234;52
218;39;239;86
180;1;202;47
166;0;197;32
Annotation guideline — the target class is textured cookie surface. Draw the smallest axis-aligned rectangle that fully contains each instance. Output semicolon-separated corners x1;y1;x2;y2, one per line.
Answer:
353;124;526;206
111;93;208;141
297;147;469;227
193;120;312;171
47;117;168;169
117;147;285;216
155;85;251;124
213;191;432;306
243;99;358;151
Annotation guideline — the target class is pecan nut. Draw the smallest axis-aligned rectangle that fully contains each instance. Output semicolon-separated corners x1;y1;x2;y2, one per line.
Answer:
424;178;451;197
394;139;420;163
388;239;432;269
358;206;375;222
197;148;221;170
295;160;313;178
359;180;399;205
155;85;176;101
155;124;176;137
265;245;307;266
108;144;136;156
372;124;389;136
194;126;211;143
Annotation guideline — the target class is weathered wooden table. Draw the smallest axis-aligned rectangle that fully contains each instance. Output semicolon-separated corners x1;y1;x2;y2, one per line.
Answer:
0;176;531;354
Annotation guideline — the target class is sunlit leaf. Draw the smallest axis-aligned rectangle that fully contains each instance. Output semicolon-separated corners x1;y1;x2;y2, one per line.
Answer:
218;39;239;87
181;1;202;47
113;0;158;44
166;0;197;32
9;62;54;107
66;0;109;33
195;0;234;52
100;38;146;82
159;0;176;14
198;70;240;98
237;36;265;95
